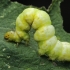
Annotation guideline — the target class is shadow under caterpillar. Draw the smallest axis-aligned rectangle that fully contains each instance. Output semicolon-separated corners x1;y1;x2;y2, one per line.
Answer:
4;8;70;61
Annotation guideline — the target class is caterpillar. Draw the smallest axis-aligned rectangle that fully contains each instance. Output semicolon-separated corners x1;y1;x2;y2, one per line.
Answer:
4;8;70;61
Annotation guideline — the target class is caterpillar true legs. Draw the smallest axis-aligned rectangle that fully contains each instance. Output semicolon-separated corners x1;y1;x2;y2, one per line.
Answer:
4;8;70;61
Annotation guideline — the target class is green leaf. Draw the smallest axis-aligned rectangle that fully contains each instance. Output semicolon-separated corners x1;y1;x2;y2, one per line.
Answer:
48;0;70;42
0;0;70;70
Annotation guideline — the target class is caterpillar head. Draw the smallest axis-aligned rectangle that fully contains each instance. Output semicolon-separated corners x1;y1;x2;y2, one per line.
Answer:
4;31;15;41
4;31;22;42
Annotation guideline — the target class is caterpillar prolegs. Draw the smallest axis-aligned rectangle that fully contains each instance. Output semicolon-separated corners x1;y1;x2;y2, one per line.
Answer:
4;8;70;61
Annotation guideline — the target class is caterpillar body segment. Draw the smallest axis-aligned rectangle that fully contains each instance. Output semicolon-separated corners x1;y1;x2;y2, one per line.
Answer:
4;8;70;61
34;25;55;41
38;36;58;55
16;16;30;31
32;10;51;29
48;40;63;60
58;42;70;61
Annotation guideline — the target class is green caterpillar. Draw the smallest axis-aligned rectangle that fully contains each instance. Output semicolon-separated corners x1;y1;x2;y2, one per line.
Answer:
4;8;70;61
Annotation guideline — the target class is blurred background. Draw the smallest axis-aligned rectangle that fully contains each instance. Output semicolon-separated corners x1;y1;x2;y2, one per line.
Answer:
11;0;70;33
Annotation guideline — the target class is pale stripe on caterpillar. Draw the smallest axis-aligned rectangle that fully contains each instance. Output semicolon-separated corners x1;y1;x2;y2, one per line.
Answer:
4;8;70;61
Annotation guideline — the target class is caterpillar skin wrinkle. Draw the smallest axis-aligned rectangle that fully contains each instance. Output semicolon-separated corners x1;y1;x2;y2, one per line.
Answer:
4;8;70;61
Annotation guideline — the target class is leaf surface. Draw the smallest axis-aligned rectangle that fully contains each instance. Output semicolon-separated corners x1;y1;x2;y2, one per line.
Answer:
0;0;70;70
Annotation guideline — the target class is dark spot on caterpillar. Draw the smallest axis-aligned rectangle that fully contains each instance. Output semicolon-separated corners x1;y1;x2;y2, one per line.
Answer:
4;34;9;40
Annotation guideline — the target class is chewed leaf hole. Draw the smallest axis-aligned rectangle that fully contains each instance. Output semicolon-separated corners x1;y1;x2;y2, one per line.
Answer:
60;0;70;33
63;22;70;33
11;0;52;9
